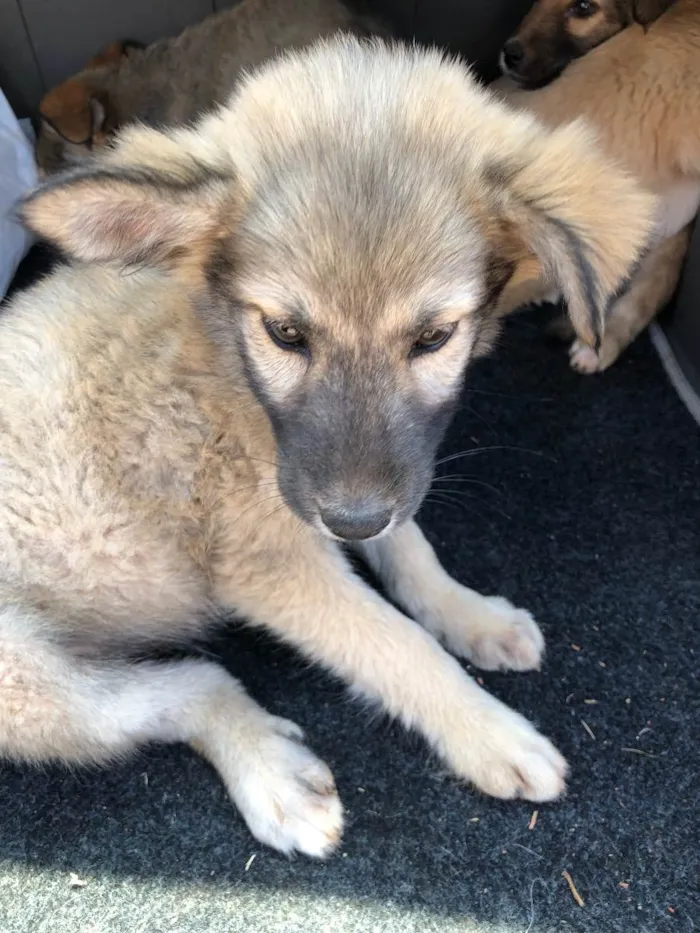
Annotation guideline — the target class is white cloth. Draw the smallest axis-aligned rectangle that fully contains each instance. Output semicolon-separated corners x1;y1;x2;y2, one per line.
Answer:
0;90;38;299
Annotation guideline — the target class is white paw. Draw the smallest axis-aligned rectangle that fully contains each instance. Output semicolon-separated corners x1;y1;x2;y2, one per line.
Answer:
440;593;545;672
234;718;343;858
452;699;568;802
569;338;623;374
569;339;602;373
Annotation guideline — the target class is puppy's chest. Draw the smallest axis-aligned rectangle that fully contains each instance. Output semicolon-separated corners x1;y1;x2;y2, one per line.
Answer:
114;406;272;530
89;384;212;505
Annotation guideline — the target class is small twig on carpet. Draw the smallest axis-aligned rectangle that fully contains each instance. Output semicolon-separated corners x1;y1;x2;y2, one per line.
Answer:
581;720;596;740
562;870;585;908
621;748;658;758
528;809;539;831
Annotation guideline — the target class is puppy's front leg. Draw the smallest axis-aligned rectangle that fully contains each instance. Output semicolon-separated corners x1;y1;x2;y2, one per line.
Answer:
216;521;567;803
568;227;690;373
356;520;544;672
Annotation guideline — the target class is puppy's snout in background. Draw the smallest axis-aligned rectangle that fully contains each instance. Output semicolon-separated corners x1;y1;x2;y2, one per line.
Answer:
501;37;525;73
499;31;569;88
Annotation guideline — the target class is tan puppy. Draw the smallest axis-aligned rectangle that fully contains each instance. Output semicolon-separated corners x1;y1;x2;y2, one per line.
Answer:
5;38;654;856
35;0;380;175
494;0;700;372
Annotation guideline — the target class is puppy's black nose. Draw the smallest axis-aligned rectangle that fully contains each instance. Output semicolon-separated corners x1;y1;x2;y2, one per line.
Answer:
502;38;525;70
319;501;392;540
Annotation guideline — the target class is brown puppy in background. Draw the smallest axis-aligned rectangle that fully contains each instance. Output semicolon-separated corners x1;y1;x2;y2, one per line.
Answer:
35;0;380;175
5;39;655;855
494;0;700;372
499;0;677;89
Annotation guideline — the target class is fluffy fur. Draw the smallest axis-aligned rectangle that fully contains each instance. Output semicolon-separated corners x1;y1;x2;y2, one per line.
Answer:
4;38;655;856
495;0;700;371
35;0;380;175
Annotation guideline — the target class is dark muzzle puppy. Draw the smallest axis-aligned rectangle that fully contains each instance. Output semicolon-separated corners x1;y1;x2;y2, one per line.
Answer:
30;39;652;537
8;37;655;856
221;135;487;539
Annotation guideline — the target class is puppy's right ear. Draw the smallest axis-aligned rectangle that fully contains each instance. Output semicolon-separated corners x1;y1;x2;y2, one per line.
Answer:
20;146;231;270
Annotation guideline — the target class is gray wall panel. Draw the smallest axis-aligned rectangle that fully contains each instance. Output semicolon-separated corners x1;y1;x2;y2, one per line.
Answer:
20;0;214;91
0;0;44;117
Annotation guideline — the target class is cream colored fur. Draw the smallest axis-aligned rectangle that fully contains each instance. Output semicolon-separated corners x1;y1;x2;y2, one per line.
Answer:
3;39;655;856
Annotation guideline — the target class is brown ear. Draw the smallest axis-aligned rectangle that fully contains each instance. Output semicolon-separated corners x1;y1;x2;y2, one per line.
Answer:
85;38;144;69
39;80;94;145
485;120;657;348
38;80;114;146
631;0;676;26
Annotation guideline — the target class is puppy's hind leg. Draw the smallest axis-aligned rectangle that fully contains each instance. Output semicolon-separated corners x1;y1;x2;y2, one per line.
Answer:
0;604;342;857
356;520;544;672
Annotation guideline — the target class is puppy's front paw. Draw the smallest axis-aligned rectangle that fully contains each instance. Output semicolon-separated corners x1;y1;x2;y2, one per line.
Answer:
451;700;568;802
460;597;544;672
570;337;623;374
435;589;545;672
234;718;343;858
569;339;603;373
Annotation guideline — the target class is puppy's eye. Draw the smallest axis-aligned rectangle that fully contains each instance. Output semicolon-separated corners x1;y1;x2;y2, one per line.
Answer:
411;323;457;355
568;0;597;17
265;320;307;350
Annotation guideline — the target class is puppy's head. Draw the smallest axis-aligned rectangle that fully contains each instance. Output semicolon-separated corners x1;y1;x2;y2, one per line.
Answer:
500;0;677;88
35;40;142;176
22;38;656;540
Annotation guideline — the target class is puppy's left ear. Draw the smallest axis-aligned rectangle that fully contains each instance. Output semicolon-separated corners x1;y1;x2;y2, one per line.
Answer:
485;119;657;348
631;0;676;26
